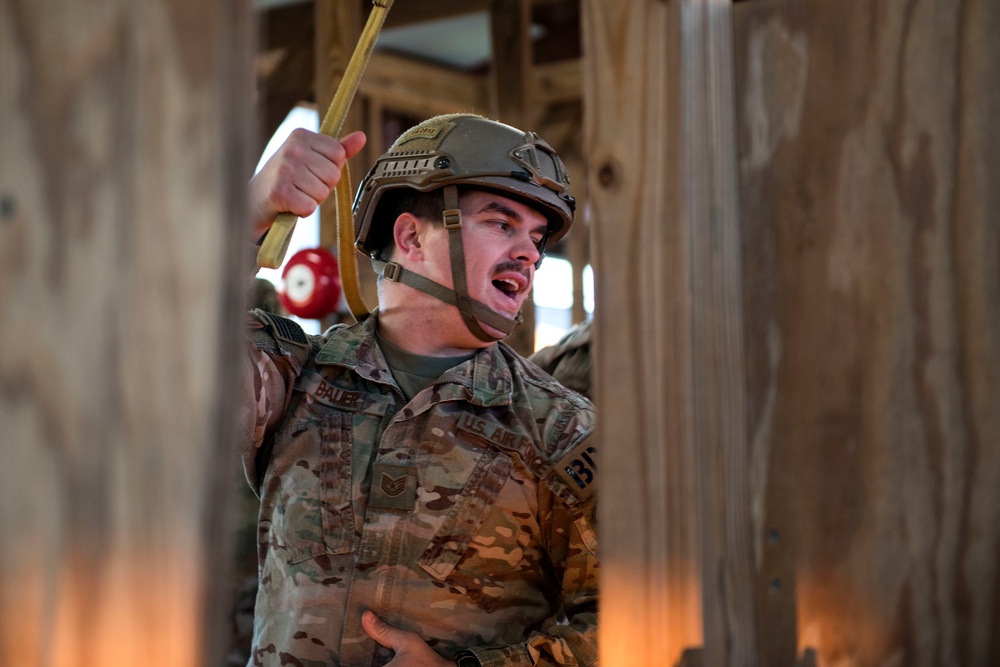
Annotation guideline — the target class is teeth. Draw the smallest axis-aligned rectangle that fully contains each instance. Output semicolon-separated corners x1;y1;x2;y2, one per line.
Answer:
493;278;519;298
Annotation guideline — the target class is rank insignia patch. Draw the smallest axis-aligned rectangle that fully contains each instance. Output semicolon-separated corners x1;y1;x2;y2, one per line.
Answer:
369;463;417;511
380;472;407;497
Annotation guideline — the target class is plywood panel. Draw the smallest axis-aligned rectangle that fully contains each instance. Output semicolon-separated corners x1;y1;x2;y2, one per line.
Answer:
0;0;253;664
734;0;1000;664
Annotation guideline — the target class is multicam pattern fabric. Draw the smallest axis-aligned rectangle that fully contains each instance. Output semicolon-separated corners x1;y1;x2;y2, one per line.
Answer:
528;321;593;401
240;311;599;667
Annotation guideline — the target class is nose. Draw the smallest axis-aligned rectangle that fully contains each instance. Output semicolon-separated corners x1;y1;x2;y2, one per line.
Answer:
511;230;541;266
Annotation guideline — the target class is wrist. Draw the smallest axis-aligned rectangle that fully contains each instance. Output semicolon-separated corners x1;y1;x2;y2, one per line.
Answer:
454;650;481;667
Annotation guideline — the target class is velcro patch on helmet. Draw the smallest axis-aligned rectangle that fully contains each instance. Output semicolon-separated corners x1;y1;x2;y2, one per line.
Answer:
391;115;461;152
397;125;442;143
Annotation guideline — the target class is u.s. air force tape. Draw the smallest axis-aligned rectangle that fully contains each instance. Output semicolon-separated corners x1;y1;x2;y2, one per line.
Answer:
553;441;597;503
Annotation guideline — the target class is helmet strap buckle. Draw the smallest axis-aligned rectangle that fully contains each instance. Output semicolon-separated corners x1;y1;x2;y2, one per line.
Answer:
382;261;402;282
443;208;462;229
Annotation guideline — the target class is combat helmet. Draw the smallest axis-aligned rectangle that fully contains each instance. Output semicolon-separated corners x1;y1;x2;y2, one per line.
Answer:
353;114;576;342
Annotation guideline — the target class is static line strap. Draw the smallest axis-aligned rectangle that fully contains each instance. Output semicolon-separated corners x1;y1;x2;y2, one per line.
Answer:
257;212;298;269
336;163;370;321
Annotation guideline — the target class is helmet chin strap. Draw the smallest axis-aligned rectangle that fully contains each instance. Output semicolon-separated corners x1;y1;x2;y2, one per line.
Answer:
371;185;522;343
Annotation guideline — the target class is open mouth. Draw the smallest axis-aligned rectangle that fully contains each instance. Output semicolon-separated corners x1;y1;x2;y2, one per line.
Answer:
492;278;520;300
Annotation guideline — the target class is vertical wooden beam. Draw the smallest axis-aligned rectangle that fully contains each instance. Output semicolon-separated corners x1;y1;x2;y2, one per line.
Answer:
365;96;385;163
0;0;253;664
582;0;704;665
489;0;533;123
566;203;588;327
677;2;760;664
586;0;764;664
490;0;536;354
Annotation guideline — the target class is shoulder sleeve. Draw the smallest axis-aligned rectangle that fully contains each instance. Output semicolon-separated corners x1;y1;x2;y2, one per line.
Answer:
534;400;598;665
464;429;600;667
476;395;599;666
240;310;313;488
527;322;593;400
465;354;600;665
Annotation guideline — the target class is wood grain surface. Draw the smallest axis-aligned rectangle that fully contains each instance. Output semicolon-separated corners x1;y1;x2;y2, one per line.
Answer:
587;0;999;664
583;0;705;664
0;0;253;664
735;0;1000;664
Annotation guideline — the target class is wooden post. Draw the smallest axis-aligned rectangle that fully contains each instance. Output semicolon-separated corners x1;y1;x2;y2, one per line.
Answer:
489;0;532;123
679;1;762;663
566;191;589;327
490;0;537;355
0;0;253;665
582;0;705;664
586;0;1000;663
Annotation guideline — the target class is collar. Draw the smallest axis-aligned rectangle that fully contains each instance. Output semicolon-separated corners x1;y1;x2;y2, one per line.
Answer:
313;312;513;408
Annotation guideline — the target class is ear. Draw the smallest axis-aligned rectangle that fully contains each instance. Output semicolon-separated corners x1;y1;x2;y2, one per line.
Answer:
392;212;426;261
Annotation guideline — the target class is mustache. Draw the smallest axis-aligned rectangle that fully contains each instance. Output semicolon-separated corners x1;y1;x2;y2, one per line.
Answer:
491;260;531;279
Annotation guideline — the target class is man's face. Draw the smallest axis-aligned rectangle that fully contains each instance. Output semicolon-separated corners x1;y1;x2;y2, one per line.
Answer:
422;189;548;341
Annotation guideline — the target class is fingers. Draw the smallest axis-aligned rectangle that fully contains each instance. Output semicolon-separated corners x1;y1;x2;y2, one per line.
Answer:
248;128;368;240
280;129;341;204
340;130;367;160
291;129;366;188
362;610;404;650
361;611;452;667
361;611;409;651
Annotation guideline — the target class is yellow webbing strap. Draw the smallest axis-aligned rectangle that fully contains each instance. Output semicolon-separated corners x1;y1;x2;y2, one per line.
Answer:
335;163;370;321
256;0;394;275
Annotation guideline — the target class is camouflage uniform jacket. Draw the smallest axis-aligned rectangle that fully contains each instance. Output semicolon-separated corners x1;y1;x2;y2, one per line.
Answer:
528;321;592;401
241;310;599;667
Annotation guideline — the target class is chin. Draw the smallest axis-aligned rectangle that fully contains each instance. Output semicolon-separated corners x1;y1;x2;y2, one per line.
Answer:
456;314;513;346
481;322;512;343
493;296;526;321
463;292;524;342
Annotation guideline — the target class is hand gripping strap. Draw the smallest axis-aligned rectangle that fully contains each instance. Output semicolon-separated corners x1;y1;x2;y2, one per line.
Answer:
256;0;394;270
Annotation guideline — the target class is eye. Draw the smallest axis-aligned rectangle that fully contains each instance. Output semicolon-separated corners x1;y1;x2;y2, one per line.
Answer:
488;219;511;232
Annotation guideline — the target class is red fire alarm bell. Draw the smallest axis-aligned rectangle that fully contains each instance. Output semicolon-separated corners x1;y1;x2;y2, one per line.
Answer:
278;247;342;319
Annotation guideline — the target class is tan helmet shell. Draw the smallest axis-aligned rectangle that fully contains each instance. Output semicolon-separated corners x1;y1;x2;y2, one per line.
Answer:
353;114;575;256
